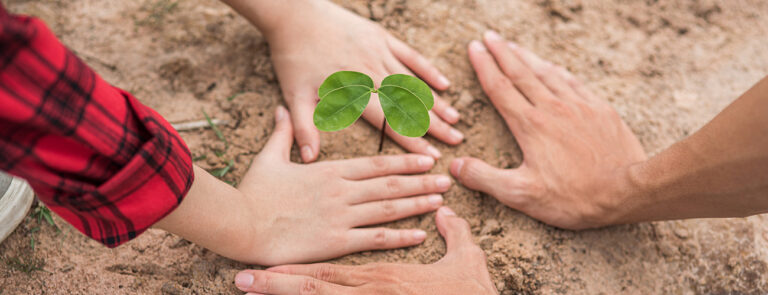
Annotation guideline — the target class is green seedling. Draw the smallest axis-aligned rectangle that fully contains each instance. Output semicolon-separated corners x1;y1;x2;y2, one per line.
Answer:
209;159;234;178
4;255;45;274
313;71;434;151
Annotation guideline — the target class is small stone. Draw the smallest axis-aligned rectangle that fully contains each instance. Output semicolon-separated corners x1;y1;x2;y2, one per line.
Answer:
672;226;690;239
479;235;496;250
482;219;502;235
161;282;181;295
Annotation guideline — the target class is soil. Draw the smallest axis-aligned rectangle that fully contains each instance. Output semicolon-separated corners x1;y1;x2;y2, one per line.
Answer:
2;0;768;294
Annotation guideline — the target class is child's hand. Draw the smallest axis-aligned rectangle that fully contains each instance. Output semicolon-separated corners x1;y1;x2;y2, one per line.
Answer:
234;207;498;295
234;106;451;265
265;0;463;163
450;32;647;230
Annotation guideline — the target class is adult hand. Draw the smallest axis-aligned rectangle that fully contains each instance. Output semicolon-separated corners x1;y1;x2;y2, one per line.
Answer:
451;31;647;230
236;106;452;265
234;207;498;295
265;0;463;162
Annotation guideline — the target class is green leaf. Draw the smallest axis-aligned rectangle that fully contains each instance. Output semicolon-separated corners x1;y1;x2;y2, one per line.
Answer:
210;159;234;178
202;110;228;149
314;71;374;131
378;74;434;137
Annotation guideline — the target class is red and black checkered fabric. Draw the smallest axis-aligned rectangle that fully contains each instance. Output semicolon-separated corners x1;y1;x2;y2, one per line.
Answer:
0;5;193;247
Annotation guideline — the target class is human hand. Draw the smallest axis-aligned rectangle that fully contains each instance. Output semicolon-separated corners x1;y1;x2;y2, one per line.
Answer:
233;207;498;295
265;0;463;162
451;31;647;230
234;106;452;265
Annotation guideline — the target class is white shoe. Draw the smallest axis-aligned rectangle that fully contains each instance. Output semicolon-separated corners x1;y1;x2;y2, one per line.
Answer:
0;172;35;244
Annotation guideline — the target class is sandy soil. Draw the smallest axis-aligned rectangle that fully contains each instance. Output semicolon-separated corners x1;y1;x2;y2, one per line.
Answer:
2;0;768;294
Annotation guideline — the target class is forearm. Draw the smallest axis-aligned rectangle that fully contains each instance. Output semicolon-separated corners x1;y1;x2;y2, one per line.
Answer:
618;76;768;223
219;0;319;39
155;165;258;261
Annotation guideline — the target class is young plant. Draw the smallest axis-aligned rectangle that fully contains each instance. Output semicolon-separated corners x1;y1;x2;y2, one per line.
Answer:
313;71;434;151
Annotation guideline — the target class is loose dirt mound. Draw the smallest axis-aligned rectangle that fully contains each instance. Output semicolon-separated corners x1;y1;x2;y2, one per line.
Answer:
2;0;767;294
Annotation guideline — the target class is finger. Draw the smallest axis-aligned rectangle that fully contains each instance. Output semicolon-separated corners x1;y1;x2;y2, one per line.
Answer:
450;157;519;200
387;34;451;90
259;106;294;161
432;94;461;124
509;43;581;102
482;31;557;105
361;100;442;159
352;175;452;204
235;270;351;295
434;207;477;254
336;154;435;180
345;228;427;253
287;96;320;163
426;111;464;145
384;60;461;124
267;263;367;287
468;40;532;133
349;194;443;227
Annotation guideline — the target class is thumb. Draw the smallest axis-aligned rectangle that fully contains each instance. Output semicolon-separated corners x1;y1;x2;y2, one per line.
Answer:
259;106;294;161
451;157;516;199
288;98;320;163
435;207;477;254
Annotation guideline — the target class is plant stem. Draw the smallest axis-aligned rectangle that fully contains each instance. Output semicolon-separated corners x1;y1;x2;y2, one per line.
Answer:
378;117;387;153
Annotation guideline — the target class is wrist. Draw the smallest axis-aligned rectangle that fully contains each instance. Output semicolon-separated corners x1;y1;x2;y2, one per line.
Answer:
607;161;657;225
222;0;322;40
593;162;650;227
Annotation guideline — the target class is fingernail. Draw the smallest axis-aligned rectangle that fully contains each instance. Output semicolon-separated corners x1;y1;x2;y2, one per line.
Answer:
428;194;444;206
235;272;254;289
436;176;452;190
507;41;518;49
413;230;427;240
450;129;464;142
301;145;314;161
426;146;442;159
452;159;465;177
445;107;460;122
469;40;486;52
275;106;286;121
418;156;435;168
438;75;451;88
484;30;503;42
440;207;456;216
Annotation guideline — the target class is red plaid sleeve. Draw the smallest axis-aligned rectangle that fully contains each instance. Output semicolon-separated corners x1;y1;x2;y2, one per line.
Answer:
0;6;194;247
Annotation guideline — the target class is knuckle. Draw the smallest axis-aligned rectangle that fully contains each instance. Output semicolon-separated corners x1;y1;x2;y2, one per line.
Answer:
300;278;319;295
385;177;402;194
373;229;389;247
405;155;421;170
380;201;398;218
523;111;547;128
548;99;573;115
486;77;513;96
371;156;391;173
314;265;335;282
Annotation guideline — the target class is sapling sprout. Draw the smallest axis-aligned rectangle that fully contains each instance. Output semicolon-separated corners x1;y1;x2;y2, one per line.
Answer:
313;71;434;151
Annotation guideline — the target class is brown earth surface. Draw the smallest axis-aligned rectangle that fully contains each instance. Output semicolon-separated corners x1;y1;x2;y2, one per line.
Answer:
2;0;768;294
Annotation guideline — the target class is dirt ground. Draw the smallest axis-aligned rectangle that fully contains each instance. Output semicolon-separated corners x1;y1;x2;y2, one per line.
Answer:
2;0;768;294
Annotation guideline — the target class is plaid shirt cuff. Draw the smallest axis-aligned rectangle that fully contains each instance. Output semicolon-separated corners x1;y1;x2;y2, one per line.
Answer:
0;6;194;247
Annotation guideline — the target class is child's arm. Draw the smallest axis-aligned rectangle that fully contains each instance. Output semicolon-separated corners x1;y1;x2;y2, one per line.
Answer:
219;0;464;163
155;107;452;265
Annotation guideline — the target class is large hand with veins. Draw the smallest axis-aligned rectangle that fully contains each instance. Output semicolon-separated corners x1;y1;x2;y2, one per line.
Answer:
234;207;498;295
451;31;647;230
266;0;463;162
